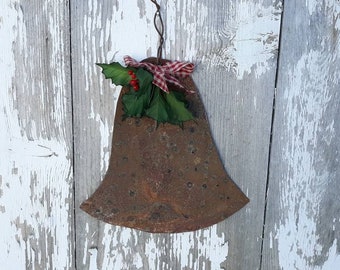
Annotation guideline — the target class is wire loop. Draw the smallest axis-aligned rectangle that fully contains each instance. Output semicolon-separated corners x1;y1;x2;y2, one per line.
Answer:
150;0;164;64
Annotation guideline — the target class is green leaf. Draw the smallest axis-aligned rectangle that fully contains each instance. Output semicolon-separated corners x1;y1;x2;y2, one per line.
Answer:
165;91;194;124
97;61;194;125
122;85;152;117
136;68;153;91
96;62;133;86
145;87;169;123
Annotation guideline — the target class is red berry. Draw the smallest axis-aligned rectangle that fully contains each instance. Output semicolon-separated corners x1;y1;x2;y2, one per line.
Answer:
128;70;134;75
130;79;138;86
133;85;139;91
130;74;137;79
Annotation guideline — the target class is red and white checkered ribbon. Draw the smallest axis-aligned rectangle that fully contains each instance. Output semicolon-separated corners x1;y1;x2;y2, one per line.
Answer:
124;56;195;93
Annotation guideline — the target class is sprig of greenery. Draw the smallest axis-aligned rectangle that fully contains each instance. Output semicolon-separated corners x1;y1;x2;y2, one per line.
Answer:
97;62;194;125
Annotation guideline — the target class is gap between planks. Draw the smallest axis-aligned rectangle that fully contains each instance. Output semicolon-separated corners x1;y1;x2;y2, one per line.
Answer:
259;1;285;269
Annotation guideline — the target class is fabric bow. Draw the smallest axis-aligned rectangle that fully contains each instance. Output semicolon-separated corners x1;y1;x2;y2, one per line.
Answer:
124;56;195;93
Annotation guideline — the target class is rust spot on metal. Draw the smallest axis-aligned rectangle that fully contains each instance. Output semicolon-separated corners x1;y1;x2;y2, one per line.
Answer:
80;58;249;233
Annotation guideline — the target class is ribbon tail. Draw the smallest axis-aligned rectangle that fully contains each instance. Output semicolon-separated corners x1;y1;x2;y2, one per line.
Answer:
124;56;143;68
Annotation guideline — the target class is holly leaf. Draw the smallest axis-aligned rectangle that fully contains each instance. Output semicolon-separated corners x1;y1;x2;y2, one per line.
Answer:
96;61;194;125
145;87;169;123
165;91;194;124
136;68;153;91
96;62;133;86
122;85;152;117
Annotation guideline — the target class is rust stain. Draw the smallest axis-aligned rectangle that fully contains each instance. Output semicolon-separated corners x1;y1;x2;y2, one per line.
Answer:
81;58;249;233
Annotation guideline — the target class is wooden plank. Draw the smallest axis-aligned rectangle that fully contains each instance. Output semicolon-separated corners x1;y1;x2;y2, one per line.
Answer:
72;0;281;269
262;1;340;269
0;1;74;269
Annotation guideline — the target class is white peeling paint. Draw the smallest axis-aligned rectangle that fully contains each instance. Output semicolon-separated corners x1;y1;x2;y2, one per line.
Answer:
89;102;111;175
0;1;72;268
184;2;209;61
275;50;339;269
99;117;110;175
0;4;29;268
321;239;340;270
111;1;158;61
306;0;321;15
166;1;208;61
306;0;339;16
269;231;273;249
89;248;99;270
83;223;90;265
164;1;178;58
170;226;228;270
206;1;282;79
99;226;144;269
336;4;340;31
306;0;340;35
95;225;228;269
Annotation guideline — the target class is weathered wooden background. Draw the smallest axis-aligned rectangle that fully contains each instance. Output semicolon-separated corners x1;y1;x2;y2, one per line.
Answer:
0;0;339;269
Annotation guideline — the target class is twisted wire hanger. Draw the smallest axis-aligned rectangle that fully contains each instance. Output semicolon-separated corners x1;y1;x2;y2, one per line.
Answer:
150;0;164;64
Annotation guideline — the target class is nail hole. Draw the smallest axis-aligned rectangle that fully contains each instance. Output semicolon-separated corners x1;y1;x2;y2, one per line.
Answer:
187;182;193;188
129;190;136;197
135;119;141;126
202;184;207;189
151;212;161;220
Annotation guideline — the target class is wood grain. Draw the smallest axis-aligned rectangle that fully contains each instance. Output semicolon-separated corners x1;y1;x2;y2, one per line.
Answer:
72;0;281;269
262;1;340;269
3;0;338;269
0;1;74;269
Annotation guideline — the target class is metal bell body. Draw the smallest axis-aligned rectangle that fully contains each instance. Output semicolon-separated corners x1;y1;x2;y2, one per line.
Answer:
81;59;249;233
